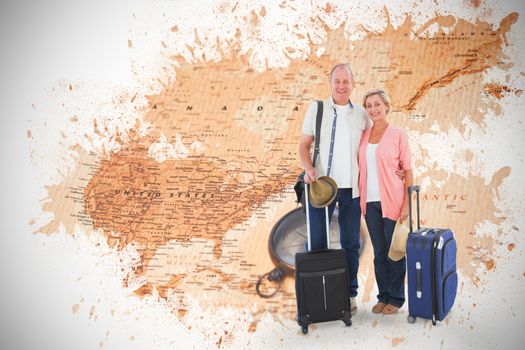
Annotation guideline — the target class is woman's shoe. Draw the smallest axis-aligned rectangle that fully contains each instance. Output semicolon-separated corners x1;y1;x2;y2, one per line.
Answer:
382;304;399;315
372;302;386;314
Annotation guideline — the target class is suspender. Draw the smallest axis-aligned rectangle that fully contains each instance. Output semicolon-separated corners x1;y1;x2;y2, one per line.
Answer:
326;107;337;177
311;100;323;166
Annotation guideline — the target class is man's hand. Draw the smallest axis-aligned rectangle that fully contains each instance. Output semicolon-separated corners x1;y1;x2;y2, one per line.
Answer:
304;168;318;184
298;134;316;184
396;161;405;180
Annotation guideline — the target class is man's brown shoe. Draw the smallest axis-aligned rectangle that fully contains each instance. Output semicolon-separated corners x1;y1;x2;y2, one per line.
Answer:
350;297;357;315
372;302;386;314
382;304;399;315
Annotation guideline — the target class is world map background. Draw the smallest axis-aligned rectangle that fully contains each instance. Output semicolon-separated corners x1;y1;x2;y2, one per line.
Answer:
1;0;525;349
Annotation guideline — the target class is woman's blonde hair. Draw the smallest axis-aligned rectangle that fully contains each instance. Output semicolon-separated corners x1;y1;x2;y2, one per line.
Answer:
363;88;391;113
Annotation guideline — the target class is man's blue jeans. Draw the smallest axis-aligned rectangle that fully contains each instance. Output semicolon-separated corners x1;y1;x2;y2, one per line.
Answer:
364;201;406;308
307;188;360;297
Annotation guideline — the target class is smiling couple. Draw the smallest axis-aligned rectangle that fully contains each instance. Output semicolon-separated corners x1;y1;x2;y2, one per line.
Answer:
298;63;414;316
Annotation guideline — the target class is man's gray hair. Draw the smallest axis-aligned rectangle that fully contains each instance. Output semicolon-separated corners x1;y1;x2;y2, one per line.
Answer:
329;63;354;81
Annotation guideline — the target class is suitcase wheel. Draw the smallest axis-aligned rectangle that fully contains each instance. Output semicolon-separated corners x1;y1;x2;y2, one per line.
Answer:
297;313;310;334
407;315;416;324
342;310;352;327
297;314;310;324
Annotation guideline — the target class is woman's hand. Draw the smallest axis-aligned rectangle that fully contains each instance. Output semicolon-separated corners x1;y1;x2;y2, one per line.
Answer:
399;203;409;223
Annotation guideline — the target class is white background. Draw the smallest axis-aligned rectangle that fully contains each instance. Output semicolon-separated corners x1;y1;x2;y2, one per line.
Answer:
1;0;525;349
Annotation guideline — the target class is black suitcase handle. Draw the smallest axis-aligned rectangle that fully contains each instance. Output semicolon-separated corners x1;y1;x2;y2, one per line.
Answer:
305;183;331;250
408;185;421;233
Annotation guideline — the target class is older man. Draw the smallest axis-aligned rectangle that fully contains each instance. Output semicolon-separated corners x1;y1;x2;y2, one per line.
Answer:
298;63;370;314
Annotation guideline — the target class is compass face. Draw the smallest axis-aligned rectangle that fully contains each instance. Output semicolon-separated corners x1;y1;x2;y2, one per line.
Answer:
268;207;364;274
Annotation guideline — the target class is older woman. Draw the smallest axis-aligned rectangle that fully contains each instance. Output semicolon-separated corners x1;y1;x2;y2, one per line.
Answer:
358;89;413;315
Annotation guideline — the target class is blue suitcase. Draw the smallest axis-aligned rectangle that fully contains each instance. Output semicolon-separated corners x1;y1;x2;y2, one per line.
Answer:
406;186;458;325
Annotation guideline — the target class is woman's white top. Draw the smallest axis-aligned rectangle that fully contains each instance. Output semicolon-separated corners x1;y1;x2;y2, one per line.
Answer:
366;143;381;202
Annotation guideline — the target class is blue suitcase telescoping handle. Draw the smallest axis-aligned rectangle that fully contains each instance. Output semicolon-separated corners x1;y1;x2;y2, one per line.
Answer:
408;185;421;234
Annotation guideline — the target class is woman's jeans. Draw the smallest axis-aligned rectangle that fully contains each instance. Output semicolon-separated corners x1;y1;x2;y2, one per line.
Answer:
364;201;406;307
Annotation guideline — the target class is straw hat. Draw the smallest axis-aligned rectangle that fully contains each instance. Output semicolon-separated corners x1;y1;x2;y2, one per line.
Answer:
308;176;338;208
388;222;410;261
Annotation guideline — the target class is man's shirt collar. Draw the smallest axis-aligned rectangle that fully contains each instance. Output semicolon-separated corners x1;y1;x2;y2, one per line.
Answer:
329;95;354;110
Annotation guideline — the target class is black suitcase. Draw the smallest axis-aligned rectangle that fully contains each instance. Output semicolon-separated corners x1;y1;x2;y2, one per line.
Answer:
295;183;352;334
